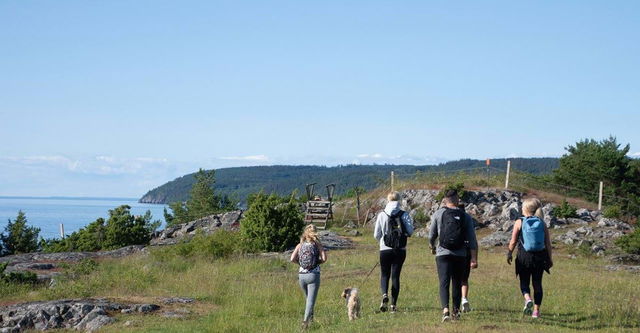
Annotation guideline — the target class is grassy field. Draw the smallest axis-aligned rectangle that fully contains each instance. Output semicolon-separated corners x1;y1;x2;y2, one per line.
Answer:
1;228;639;332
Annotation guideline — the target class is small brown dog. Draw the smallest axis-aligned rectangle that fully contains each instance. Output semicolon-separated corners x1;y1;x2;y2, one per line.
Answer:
341;287;361;321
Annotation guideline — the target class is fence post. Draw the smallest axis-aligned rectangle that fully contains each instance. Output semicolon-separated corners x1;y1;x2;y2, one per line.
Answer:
391;171;395;191
598;181;604;211
505;160;511;189
59;223;65;239
355;190;361;225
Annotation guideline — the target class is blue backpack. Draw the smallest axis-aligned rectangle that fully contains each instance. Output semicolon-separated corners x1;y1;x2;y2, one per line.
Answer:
521;216;545;252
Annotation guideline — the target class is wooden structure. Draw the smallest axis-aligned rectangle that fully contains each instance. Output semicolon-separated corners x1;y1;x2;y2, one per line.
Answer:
304;183;336;230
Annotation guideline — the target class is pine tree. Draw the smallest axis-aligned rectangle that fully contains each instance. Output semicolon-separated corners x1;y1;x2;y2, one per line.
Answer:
1;211;40;255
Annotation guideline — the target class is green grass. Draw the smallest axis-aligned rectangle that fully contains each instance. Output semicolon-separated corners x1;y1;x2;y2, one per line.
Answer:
1;232;639;332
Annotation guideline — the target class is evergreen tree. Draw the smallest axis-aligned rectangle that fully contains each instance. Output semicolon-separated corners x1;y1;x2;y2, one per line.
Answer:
240;192;304;252
166;168;238;226
553;137;640;215
185;169;220;219
0;211;40;255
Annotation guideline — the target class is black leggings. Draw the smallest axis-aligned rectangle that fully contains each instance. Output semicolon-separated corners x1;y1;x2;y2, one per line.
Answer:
436;255;466;310
379;249;406;305
519;266;544;305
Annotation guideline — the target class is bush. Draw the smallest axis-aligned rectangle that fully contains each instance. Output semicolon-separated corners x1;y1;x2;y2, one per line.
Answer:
1;211;40;256
435;182;467;202
412;209;430;227
42;205;160;253
153;230;241;261
552;200;578;219
603;205;622;219
240;193;304;252
615;229;640;255
0;262;38;284
58;259;99;279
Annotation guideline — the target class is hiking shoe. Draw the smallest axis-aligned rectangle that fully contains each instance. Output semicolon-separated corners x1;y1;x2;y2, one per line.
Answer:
390;305;397;313
301;320;309;330
461;299;471;313
441;311;451;322
532;310;540;318
452;309;461;320
523;300;533;315
379;294;389;312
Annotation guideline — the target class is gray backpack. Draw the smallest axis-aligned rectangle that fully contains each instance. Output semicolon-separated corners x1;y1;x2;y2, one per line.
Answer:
299;242;319;270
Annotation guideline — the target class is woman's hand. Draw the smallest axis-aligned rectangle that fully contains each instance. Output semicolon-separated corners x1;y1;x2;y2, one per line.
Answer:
470;260;478;269
506;251;513;265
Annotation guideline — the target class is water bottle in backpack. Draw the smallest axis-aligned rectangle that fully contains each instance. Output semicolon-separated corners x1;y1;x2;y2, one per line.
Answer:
521;216;545;251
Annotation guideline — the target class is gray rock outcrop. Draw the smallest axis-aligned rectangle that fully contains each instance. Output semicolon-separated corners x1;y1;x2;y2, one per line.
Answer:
0;299;160;332
151;210;243;246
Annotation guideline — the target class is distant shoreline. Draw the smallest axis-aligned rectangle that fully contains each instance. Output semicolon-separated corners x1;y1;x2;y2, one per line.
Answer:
0;196;140;202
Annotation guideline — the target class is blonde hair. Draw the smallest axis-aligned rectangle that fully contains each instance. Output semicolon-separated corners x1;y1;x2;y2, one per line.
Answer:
301;224;320;244
387;191;400;202
522;197;544;220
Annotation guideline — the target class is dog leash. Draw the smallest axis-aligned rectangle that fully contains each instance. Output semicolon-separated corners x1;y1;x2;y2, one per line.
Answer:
359;261;379;286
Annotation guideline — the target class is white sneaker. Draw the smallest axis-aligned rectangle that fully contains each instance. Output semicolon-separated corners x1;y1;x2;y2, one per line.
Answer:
523;300;533;315
461;299;471;313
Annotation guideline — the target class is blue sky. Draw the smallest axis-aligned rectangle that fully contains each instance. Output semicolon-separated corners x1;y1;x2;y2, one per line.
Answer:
1;1;639;197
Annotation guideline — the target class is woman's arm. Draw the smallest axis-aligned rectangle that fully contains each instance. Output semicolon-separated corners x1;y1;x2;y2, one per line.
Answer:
544;223;553;265
290;243;301;263
507;220;522;264
373;213;383;240
317;243;327;263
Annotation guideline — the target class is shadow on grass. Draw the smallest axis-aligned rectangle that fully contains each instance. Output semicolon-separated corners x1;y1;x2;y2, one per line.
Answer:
475;309;639;330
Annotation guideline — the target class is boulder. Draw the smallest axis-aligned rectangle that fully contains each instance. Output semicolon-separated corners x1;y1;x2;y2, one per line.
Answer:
479;232;511;247
576;208;593;222
501;201;521;221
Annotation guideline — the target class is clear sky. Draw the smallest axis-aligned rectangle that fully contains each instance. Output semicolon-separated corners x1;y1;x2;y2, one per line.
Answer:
1;0;638;197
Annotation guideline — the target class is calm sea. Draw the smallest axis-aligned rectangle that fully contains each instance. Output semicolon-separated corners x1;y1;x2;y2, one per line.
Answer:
0;197;167;240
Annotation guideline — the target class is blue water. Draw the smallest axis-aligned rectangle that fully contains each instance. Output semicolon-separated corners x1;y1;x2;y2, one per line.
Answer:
0;197;167;240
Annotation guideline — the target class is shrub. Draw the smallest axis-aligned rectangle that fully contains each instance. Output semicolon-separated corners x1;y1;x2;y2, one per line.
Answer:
240;193;304;252
0;262;38;284
153;230;241;261
552;200;578;219
435;182;467;202
615;229;640;255
42;205;160;253
412;209;430;227
603;205;622;219
1;211;40;256
59;259;99;279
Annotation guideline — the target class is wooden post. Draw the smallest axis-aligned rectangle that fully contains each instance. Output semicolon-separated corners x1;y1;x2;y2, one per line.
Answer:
391;171;395;191
59;223;65;239
598;181;604;211
505;160;511;189
355;190;361;225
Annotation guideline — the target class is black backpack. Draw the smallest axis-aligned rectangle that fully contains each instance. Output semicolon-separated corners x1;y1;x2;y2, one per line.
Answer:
383;210;407;249
439;208;466;250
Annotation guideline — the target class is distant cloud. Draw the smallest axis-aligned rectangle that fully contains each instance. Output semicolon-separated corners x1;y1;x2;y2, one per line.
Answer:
352;154;446;165
629;152;640;157
0;155;171;176
220;155;269;162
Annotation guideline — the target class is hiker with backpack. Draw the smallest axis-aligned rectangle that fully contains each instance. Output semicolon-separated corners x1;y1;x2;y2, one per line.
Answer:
507;197;553;319
290;224;327;329
429;190;478;322
373;191;414;313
